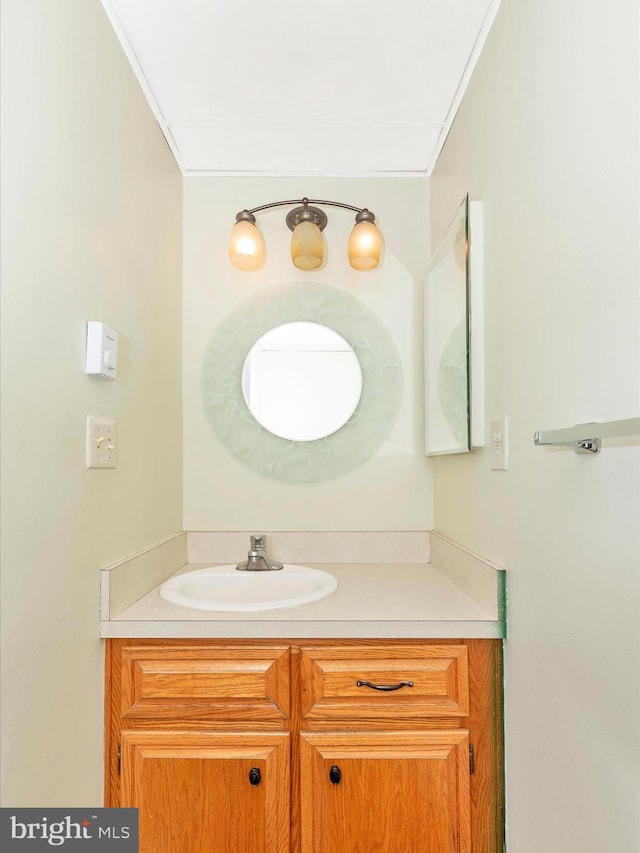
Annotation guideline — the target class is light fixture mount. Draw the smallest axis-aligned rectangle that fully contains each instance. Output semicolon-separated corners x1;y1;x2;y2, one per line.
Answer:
285;199;328;232
354;208;376;224
235;209;257;225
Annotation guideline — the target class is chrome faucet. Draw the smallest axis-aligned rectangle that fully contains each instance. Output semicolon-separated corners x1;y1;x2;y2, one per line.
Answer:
236;534;283;571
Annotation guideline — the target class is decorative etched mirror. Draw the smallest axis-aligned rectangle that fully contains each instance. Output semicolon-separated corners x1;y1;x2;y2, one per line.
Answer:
201;281;402;482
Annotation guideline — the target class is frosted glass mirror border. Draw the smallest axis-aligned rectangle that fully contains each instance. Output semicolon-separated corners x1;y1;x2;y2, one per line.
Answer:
201;281;402;483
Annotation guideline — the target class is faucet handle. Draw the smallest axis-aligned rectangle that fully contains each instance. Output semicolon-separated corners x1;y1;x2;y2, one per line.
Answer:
250;533;266;550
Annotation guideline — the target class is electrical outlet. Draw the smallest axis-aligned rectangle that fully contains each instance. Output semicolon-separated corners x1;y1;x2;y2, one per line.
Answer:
490;416;508;470
87;416;117;468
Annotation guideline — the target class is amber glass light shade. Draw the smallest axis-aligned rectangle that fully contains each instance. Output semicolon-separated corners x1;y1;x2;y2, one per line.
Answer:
348;220;382;270
229;220;264;271
290;221;324;270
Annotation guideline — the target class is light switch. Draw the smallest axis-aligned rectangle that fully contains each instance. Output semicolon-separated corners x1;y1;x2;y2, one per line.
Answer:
86;321;118;380
490;416;509;470
87;416;117;468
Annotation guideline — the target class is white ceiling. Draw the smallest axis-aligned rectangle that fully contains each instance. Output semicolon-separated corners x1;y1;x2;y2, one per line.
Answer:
102;0;500;177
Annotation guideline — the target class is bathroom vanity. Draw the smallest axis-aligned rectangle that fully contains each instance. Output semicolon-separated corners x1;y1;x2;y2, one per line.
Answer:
104;637;502;853
101;531;505;852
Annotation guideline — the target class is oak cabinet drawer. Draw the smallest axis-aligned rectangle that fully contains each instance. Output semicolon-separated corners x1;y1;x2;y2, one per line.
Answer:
299;644;469;721
120;644;289;727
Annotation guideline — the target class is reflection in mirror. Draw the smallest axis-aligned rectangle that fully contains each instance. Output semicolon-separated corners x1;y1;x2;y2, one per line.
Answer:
425;195;470;455
242;322;362;442
424;194;484;455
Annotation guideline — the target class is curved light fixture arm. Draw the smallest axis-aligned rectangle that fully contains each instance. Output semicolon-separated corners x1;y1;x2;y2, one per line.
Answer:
243;197;367;216
235;197;377;230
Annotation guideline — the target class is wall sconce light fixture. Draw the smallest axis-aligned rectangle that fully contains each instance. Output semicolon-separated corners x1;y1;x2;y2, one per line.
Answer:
228;197;382;272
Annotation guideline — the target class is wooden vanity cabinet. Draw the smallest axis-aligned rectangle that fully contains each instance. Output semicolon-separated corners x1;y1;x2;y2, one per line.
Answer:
105;639;503;853
297;643;473;853
105;642;291;853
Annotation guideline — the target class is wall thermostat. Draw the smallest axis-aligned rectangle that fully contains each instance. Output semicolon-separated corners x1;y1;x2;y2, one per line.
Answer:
86;321;119;380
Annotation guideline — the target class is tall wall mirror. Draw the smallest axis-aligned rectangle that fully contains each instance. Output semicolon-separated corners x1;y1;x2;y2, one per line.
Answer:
201;282;402;482
424;194;484;455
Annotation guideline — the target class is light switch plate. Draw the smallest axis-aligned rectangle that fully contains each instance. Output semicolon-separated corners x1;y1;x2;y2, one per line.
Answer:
87;416;117;468
490;416;509;470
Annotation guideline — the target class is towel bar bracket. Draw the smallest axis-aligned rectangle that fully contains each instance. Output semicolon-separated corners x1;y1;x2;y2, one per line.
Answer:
575;439;600;454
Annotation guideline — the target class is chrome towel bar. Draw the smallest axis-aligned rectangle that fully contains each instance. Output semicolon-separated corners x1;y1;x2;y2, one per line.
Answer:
533;417;640;454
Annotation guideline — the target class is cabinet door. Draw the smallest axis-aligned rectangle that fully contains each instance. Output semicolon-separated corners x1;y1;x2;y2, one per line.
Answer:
300;731;470;853
121;730;290;853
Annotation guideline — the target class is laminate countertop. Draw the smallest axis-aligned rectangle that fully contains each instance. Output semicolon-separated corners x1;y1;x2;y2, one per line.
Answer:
100;559;506;640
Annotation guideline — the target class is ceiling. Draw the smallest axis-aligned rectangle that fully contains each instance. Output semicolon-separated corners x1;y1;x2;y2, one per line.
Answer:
102;0;500;177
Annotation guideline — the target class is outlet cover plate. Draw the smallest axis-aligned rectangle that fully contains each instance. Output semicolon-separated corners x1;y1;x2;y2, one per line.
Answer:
490;416;508;471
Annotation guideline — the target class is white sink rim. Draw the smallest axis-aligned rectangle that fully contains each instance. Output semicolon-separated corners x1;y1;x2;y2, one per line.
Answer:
159;564;338;612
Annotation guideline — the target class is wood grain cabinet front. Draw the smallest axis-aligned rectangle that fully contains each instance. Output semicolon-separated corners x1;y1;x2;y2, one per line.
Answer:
121;730;290;853
105;638;502;853
300;730;471;853
119;644;290;728
297;643;474;852
299;643;470;723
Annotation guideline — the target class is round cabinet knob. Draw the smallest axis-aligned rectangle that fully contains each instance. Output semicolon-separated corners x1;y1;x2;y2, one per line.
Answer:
248;767;261;787
329;765;342;785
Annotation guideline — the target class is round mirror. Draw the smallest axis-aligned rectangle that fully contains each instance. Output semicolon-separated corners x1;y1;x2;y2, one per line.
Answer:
241;321;362;442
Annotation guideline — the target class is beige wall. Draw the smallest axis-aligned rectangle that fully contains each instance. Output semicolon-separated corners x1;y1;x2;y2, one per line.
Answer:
0;1;183;805
4;0;637;835
430;1;639;850
183;176;433;531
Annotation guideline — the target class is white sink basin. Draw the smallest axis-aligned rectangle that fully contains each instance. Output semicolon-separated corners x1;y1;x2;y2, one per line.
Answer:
159;564;338;612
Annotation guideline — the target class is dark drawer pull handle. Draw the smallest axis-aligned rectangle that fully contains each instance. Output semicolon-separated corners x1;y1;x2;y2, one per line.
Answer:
329;765;342;785
248;767;261;787
356;679;414;692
